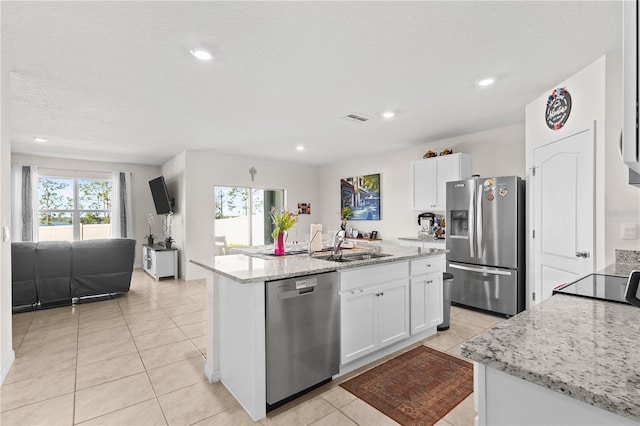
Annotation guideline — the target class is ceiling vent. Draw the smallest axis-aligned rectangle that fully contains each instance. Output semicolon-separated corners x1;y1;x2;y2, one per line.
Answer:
342;113;371;123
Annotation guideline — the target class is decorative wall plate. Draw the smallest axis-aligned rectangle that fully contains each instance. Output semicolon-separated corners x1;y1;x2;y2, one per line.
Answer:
545;87;572;130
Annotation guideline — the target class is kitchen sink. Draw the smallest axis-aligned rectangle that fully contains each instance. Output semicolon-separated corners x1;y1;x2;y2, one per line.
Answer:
315;253;392;262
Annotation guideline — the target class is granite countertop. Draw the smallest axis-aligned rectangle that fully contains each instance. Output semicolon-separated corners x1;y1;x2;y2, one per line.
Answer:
601;249;640;277
398;236;445;243
598;262;640;278
461;294;640;422
191;245;447;284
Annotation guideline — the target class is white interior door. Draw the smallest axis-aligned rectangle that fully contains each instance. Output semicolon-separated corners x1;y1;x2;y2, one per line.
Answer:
533;124;595;303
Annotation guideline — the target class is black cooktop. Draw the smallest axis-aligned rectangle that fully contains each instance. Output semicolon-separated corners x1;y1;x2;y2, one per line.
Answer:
553;273;629;304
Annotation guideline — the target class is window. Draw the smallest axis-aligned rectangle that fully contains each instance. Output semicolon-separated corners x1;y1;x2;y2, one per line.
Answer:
214;186;284;247
38;175;113;241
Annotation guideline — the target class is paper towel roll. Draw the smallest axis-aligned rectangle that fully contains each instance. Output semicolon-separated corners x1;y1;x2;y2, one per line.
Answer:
310;224;323;252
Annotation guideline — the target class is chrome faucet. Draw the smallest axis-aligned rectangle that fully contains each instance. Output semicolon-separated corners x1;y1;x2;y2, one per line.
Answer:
332;230;346;259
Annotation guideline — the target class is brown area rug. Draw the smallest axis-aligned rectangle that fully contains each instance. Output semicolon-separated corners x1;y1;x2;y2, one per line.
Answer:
340;345;473;426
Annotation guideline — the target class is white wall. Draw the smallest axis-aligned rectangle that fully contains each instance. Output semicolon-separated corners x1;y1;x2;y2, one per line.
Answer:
525;54;639;303
526;54;640;265
1;61;14;385
317;123;526;242
163;150;319;280
11;154;162;268
525;56;608;275
605;53;640;258
160;151;185;278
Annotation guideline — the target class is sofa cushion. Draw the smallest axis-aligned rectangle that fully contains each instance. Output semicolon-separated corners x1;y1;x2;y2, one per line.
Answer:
35;241;72;306
11;242;38;307
70;239;135;298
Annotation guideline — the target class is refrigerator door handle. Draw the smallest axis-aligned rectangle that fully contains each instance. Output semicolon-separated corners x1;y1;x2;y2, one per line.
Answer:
477;184;484;258
468;186;475;258
449;263;513;276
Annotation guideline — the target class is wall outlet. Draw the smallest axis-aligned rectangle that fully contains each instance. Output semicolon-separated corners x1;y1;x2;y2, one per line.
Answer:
2;226;10;242
621;223;638;240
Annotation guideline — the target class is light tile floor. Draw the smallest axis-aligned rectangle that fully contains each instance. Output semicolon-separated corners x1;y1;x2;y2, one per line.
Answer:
1;269;503;426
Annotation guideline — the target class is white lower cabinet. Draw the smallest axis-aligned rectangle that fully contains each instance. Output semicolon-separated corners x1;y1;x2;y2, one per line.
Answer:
341;279;409;365
340;262;410;366
339;256;444;366
410;255;445;335
410;273;443;334
376;279;410;347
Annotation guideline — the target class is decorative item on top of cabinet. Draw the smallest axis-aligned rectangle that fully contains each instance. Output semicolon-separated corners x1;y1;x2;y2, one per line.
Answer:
412;152;471;211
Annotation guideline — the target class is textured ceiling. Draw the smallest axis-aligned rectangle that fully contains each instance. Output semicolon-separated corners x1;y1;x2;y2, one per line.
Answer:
2;1;622;166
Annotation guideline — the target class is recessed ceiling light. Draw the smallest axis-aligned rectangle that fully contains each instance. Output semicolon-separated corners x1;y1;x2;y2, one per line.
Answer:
33;137;48;143
382;111;395;119
296;145;305;152
476;77;496;87
190;48;213;61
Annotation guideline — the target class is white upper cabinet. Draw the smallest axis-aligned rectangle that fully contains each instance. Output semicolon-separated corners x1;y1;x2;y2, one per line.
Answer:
412;153;471;211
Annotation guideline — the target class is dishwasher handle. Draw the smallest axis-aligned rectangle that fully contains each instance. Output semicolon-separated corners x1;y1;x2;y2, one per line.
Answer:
279;287;315;300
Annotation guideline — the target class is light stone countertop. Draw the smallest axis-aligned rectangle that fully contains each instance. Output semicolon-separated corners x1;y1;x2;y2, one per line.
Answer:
398;236;446;243
461;294;640;422
598;262;640;278
190;245;447;284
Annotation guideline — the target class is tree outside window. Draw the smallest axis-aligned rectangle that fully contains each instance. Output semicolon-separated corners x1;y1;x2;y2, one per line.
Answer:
38;176;113;241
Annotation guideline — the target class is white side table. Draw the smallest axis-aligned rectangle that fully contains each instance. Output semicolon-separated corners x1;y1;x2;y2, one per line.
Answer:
142;244;178;281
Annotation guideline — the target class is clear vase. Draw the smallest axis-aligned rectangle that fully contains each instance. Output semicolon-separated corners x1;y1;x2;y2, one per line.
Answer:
274;231;286;256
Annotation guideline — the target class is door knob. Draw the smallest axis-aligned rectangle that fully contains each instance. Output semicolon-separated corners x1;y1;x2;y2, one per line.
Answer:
575;251;590;258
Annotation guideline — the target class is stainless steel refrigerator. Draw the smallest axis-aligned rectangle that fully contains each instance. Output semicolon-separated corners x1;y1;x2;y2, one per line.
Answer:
446;176;525;316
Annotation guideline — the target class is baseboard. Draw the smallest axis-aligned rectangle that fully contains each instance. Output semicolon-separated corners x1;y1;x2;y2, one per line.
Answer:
335;327;438;378
1;350;15;386
204;363;220;383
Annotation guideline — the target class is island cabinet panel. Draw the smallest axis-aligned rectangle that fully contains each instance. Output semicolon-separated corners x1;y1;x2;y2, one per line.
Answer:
339;261;410;366
476;363;638;426
410;254;444;335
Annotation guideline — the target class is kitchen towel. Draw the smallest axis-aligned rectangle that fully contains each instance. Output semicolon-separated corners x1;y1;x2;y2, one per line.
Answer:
310;224;323;252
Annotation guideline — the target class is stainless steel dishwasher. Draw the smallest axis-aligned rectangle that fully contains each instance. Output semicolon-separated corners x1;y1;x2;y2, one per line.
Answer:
265;272;340;409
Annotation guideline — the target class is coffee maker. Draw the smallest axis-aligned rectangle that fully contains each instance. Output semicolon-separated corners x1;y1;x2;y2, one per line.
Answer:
417;212;435;239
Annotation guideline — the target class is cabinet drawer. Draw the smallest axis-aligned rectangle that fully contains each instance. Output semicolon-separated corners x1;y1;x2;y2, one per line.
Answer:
410;256;443;276
340;261;409;292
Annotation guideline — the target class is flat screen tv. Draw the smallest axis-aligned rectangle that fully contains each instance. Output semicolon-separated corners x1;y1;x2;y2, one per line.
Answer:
149;176;173;215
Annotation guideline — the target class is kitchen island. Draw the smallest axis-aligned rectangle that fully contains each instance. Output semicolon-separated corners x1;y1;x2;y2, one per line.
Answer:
191;245;446;421
462;293;640;425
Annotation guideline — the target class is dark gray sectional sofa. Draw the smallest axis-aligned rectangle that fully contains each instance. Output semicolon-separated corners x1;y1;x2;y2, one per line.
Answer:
11;238;136;310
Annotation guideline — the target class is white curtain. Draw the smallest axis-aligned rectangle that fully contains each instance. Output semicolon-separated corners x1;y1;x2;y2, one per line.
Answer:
111;171;133;239
11;165;38;242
